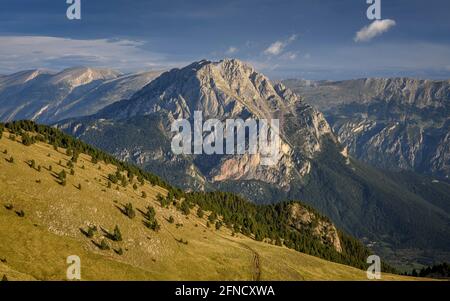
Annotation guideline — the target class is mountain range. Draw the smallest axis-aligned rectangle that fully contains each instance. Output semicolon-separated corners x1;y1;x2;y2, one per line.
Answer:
283;78;450;180
50;59;450;268
1;60;449;268
0;67;161;123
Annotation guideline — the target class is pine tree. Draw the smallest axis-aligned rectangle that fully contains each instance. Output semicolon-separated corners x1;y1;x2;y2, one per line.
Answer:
180;201;190;215
124;203;135;219
87;227;95;238
208;212;217;223
215;221;222;230
99;239;110;250
112;225;122;241
146;206;156;221
21;132;33;146
71;153;78;163
146;219;160;231
197;207;204;218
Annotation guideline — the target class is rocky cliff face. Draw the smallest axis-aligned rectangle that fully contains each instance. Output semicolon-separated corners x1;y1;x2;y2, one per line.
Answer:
288;203;342;252
284;78;450;179
93;59;335;188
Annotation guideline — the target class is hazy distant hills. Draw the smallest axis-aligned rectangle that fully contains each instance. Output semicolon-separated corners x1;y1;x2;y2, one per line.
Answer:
283;78;450;180
0;67;161;123
55;59;450;267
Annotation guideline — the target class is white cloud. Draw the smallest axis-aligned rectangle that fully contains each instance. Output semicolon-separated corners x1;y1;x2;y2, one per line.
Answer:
0;36;179;74
354;19;396;42
226;46;238;55
282;51;298;60
263;34;297;56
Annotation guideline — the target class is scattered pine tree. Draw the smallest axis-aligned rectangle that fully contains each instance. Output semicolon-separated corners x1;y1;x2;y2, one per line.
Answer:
124;203;135;219
112;225;122;241
180;201;190;215
197;207;204;218
99;239;110;250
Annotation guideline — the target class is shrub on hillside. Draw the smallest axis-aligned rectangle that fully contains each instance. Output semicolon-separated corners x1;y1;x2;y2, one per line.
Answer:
180;201;190;215
112;225;122;241
124;203;135;219
197;208;204;218
99;239;110;250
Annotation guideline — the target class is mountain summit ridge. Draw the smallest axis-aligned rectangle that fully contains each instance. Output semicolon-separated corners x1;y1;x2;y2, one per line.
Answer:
99;59;303;122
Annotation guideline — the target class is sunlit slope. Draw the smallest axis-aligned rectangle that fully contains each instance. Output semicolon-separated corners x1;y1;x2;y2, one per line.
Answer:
0;132;415;281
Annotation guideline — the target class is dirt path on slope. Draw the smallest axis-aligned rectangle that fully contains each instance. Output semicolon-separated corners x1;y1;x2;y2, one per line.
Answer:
222;236;261;281
245;244;261;281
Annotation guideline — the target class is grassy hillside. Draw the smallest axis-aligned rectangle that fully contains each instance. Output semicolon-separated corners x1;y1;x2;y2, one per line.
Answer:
0;126;416;281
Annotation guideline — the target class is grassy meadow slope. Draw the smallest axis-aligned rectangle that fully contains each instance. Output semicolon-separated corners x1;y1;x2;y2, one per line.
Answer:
0;130;416;281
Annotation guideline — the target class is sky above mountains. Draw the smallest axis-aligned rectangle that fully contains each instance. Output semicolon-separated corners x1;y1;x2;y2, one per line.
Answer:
0;0;449;80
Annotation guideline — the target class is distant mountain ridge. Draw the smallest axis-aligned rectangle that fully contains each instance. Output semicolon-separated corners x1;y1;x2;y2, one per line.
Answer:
283;78;450;180
0;67;162;123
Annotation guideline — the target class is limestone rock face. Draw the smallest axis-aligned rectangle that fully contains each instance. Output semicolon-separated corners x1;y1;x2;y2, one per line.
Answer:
284;78;450;179
93;59;336;187
287;203;342;253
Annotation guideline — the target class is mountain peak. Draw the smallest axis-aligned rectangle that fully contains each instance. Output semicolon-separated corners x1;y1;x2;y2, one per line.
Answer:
108;59;300;121
0;69;51;87
48;66;122;88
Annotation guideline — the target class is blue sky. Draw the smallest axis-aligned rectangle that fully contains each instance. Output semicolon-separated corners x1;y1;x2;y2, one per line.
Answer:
0;0;449;79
